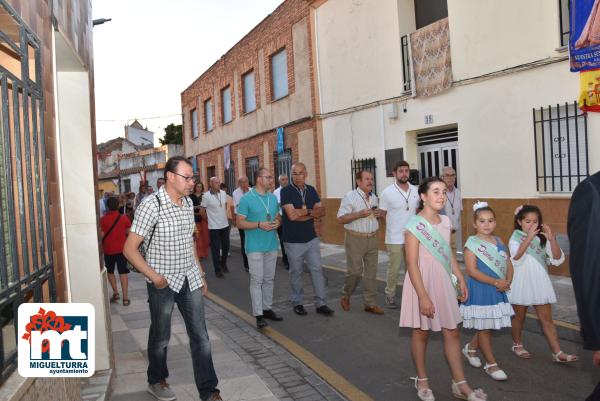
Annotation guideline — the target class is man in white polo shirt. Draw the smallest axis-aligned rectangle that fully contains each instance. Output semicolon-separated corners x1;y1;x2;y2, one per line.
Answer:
200;177;230;278
379;160;419;308
232;176;250;272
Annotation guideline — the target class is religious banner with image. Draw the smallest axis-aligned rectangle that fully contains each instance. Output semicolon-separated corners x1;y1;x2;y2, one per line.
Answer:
570;0;600;71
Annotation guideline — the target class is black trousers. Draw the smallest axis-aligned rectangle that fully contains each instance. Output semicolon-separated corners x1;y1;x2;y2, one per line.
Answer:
277;225;288;265
238;229;249;269
209;226;230;274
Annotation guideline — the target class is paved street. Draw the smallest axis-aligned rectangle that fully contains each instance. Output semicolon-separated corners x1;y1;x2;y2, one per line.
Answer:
200;229;598;401
108;273;346;401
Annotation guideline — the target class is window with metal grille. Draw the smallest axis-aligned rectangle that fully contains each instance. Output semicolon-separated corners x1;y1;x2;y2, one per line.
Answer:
273;149;292;187
221;86;232;124
271;48;288;101
351;158;377;194
385;148;404;177
401;35;411;92
123;179;131;193
243;70;256;113
0;1;55;383
246;156;260;187
533;102;589;193
225;161;235;196
190;108;198;139
559;0;570;47
204;98;213;132
206;166;216;182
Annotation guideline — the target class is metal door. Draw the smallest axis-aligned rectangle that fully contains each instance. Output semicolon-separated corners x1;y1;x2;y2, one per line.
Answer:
417;129;459;186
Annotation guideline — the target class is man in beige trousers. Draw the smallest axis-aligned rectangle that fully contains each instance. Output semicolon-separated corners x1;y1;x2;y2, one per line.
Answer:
337;170;385;315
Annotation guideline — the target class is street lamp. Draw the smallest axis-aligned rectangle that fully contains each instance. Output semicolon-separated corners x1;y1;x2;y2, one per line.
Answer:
93;18;112;26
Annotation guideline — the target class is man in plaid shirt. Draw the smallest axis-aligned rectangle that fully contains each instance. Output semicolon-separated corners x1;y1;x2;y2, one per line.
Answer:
124;156;223;401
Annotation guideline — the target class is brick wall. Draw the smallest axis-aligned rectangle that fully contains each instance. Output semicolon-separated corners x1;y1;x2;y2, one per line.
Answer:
195;119;322;192
181;0;311;138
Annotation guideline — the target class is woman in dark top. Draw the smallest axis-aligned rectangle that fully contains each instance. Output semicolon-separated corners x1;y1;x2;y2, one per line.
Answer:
190;182;210;258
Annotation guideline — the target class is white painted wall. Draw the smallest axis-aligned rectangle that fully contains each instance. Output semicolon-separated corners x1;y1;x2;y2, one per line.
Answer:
322;61;599;199
315;0;405;113
55;69;111;370
126;125;155;147
448;0;563;81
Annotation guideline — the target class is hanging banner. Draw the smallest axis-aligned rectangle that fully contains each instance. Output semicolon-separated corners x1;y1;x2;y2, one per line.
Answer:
224;144;231;169
570;0;600;71
276;127;284;155
578;68;600;111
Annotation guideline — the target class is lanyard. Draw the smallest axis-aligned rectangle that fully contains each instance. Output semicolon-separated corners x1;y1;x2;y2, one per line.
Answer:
251;189;272;221
447;190;455;214
211;191;222;207
394;182;411;211
292;183;307;207
355;189;374;210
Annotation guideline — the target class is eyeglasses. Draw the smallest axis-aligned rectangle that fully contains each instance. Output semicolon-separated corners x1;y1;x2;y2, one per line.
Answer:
291;172;305;176
259;175;273;180
171;171;195;182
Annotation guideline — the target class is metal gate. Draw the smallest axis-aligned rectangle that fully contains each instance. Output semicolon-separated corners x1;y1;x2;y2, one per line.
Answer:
273;149;292;187
417;128;459;186
246;156;259;187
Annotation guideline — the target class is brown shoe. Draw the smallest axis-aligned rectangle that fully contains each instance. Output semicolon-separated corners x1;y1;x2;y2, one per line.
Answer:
207;392;223;401
340;296;350;311
364;305;384;315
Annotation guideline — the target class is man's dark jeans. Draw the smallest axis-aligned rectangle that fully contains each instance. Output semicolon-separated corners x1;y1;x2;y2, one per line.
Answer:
238;228;249;269
209;226;230;273
147;279;219;401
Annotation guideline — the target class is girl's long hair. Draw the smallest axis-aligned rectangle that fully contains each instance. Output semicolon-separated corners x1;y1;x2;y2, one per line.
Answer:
514;204;547;248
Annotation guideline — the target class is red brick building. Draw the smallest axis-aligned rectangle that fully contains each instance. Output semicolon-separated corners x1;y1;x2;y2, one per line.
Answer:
181;0;324;192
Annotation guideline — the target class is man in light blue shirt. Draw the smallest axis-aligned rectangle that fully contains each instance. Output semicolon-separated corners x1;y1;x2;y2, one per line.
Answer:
236;167;284;329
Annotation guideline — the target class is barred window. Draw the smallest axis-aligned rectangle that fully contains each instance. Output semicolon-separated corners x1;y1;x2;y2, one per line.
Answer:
351;158;377;194
559;0;570;47
533;102;589;193
401;35;411;93
0;1;55;383
245;156;259;187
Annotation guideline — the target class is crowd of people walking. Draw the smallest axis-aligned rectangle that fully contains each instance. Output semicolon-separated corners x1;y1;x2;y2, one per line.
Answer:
98;155;600;401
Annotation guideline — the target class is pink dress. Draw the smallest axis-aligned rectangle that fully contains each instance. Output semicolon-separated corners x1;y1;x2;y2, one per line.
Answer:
399;215;462;331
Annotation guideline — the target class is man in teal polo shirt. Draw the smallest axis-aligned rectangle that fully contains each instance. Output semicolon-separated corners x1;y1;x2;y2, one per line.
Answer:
236;167;284;329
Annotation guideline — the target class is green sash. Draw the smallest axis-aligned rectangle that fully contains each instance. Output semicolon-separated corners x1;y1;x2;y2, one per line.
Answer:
406;215;456;286
464;236;507;279
510;230;547;269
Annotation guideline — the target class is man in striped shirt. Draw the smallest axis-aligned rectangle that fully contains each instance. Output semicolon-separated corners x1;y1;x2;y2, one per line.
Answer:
337;170;385;315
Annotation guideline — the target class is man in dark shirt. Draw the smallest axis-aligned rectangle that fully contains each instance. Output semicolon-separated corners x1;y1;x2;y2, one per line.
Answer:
568;170;600;401
281;162;333;316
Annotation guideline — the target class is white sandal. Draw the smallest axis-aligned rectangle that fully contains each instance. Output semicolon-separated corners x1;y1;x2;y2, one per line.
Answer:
451;380;487;401
552;350;578;363
483;362;508;381
410;377;435;401
511;343;531;359
462;343;482;368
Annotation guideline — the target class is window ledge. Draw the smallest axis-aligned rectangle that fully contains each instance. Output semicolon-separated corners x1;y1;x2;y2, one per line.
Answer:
223;120;232;126
243;109;256;116
205;129;214;134
271;94;289;103
536;192;572;199
555;45;568;53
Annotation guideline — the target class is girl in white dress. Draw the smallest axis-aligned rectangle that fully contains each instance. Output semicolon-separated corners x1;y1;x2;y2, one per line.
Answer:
507;205;578;363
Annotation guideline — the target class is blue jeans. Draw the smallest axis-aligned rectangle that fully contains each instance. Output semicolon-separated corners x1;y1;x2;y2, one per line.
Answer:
147;279;219;400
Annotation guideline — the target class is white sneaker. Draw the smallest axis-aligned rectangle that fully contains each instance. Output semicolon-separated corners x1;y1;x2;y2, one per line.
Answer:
483;363;508;381
462;344;482;368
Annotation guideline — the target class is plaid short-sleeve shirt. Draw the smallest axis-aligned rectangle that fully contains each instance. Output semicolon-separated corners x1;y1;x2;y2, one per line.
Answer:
130;186;203;293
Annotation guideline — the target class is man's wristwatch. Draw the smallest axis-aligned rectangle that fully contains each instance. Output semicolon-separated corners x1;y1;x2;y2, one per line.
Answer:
257;221;260;229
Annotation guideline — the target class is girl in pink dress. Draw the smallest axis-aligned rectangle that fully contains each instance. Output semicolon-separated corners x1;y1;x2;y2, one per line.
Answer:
400;177;487;401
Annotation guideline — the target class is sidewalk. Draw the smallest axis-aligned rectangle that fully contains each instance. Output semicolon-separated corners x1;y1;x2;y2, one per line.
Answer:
108;274;347;401
230;229;580;326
